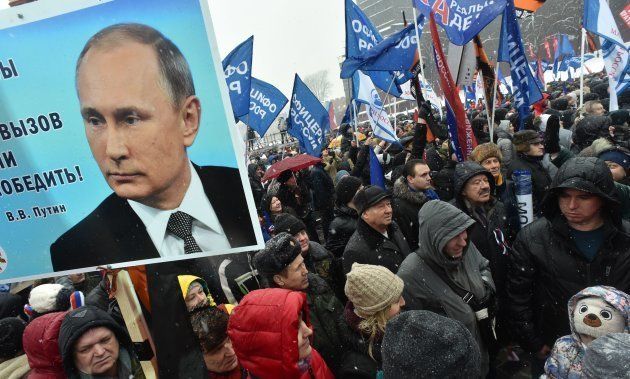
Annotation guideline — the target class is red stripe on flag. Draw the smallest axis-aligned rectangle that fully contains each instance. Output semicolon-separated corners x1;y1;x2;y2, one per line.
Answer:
428;13;476;159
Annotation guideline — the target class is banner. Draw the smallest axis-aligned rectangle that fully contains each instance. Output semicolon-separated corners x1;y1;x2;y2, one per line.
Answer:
514;0;546;18
420;81;444;119
353;71;398;144
584;0;630;111
239;77;288;138
222;36;253;119
474;35;501;113
341;14;424;78
287;74;330;157
498;0;543;130
0;0;262;283
344;0;403;97
413;0;507;45
429;13;477;161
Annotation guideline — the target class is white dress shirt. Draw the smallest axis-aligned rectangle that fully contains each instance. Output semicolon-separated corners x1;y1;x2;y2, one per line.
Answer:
128;161;231;257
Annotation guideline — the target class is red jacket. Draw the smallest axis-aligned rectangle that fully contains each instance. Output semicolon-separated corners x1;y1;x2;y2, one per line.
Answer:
22;311;67;379
228;289;334;379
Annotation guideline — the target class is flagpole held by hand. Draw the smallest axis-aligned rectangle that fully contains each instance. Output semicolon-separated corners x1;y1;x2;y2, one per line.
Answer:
579;27;585;108
490;63;499;143
412;4;426;85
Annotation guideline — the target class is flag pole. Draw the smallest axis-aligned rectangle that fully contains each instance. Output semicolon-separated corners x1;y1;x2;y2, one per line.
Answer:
412;5;426;85
579;27;586;108
490;63;499;143
352;99;360;145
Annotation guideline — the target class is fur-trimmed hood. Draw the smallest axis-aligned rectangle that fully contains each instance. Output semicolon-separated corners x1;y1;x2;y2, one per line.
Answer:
393;177;427;206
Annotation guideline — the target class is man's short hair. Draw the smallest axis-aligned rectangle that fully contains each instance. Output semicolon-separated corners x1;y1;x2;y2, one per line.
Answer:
190;306;229;353
403;159;427;179
76;23;195;107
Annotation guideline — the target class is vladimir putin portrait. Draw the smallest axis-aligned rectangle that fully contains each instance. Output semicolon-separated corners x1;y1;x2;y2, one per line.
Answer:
51;23;257;271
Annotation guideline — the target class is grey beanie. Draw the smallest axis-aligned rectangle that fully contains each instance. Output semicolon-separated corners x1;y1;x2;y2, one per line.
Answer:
382;310;481;379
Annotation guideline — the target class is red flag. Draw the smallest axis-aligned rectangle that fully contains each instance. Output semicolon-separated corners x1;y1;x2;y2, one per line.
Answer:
328;102;338;131
544;39;552;60
586;31;598;54
473;35;502;115
527;43;535;60
429;13;476;160
552;36;559;57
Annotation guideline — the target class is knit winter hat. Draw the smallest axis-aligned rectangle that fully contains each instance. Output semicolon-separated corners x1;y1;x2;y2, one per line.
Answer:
189;306;229;353
513;130;543;153
335;175;363;207
352;185;391;215
382;310;481;378
253;232;302;276
469;142;503;164
28;284;72;316
598;149;630;169
273;213;307;236
0;317;26;359
344;263;403;318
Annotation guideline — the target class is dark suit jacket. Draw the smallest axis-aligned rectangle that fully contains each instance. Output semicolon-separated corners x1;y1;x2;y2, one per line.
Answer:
51;165;257;271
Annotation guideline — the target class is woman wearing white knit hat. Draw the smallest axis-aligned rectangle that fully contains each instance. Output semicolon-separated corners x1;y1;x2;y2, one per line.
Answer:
337;263;404;379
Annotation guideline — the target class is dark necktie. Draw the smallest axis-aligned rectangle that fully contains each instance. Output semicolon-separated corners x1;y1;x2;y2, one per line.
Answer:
166;211;202;254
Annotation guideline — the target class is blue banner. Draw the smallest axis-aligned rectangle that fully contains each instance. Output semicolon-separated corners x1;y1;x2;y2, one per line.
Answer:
341;14;424;78
344;0;403;97
413;0;506;45
287;74;330;157
238;77;288;138
222;36;253;118
369;147;385;189
498;0;542;130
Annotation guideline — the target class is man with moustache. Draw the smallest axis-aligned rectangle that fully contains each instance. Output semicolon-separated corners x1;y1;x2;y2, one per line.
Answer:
50;23;256;271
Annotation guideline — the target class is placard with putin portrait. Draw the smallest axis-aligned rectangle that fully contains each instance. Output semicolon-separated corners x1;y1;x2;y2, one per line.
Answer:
0;0;263;283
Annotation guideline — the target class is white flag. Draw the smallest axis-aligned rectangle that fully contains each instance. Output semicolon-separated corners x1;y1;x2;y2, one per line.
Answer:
353;71;398;143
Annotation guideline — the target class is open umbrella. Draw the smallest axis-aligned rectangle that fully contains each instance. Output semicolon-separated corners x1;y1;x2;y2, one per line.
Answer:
261;154;321;182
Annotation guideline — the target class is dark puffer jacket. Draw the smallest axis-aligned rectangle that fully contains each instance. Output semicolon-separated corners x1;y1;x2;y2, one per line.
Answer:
507;157;630;353
507;153;552;217
392;177;429;251
336;302;382;379
342;219;411;274
247;163;264;211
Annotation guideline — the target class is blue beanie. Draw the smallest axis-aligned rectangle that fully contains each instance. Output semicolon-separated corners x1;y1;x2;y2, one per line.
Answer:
599;150;630;169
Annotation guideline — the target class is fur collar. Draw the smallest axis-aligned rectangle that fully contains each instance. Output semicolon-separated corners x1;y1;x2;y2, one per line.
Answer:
393;177;428;206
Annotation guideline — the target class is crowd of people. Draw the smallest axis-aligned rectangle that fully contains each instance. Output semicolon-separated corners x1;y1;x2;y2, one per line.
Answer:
1;73;630;378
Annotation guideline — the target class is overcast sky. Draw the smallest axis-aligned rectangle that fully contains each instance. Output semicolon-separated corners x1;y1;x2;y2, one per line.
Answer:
0;0;347;100
208;0;347;102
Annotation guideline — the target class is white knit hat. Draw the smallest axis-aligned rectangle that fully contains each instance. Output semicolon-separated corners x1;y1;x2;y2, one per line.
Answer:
345;263;404;318
28;283;70;314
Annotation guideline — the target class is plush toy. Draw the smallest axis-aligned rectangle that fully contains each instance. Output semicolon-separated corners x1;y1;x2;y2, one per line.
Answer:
543;286;629;379
572;296;625;345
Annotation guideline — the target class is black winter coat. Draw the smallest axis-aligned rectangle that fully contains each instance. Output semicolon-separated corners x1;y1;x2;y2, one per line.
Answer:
337;302;382;379
247;164;264;211
342;219;411;274
392;177;429;250
310;164;335;211
326;205;358;258
507;153;551;217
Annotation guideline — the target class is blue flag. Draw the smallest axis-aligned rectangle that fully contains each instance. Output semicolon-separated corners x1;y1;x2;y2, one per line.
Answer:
341;14;424;78
413;0;506;45
222;36;253;118
344;0;403;97
369;147;385;189
497;68;512;95
341;103;354;125
498;0;542;130
238;77;288;138
553;34;575;74
287;74;330;157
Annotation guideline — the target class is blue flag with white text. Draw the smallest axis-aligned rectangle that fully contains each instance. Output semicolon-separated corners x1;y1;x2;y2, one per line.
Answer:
413;0;506;45
341;14;424;78
345;0;403;97
238;77;288;138
222;36;253;118
498;0;542;130
287;74;330;157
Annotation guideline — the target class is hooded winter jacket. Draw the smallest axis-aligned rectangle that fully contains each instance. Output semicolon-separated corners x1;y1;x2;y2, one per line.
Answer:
544;286;629;379
247;164;265;211
342;218;411;275
227;289;334;379
392;177;430;251
507;158;630;353
22;311;66;379
397;200;495;375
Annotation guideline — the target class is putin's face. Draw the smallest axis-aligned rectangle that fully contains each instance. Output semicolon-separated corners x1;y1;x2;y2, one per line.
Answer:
77;41;200;210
